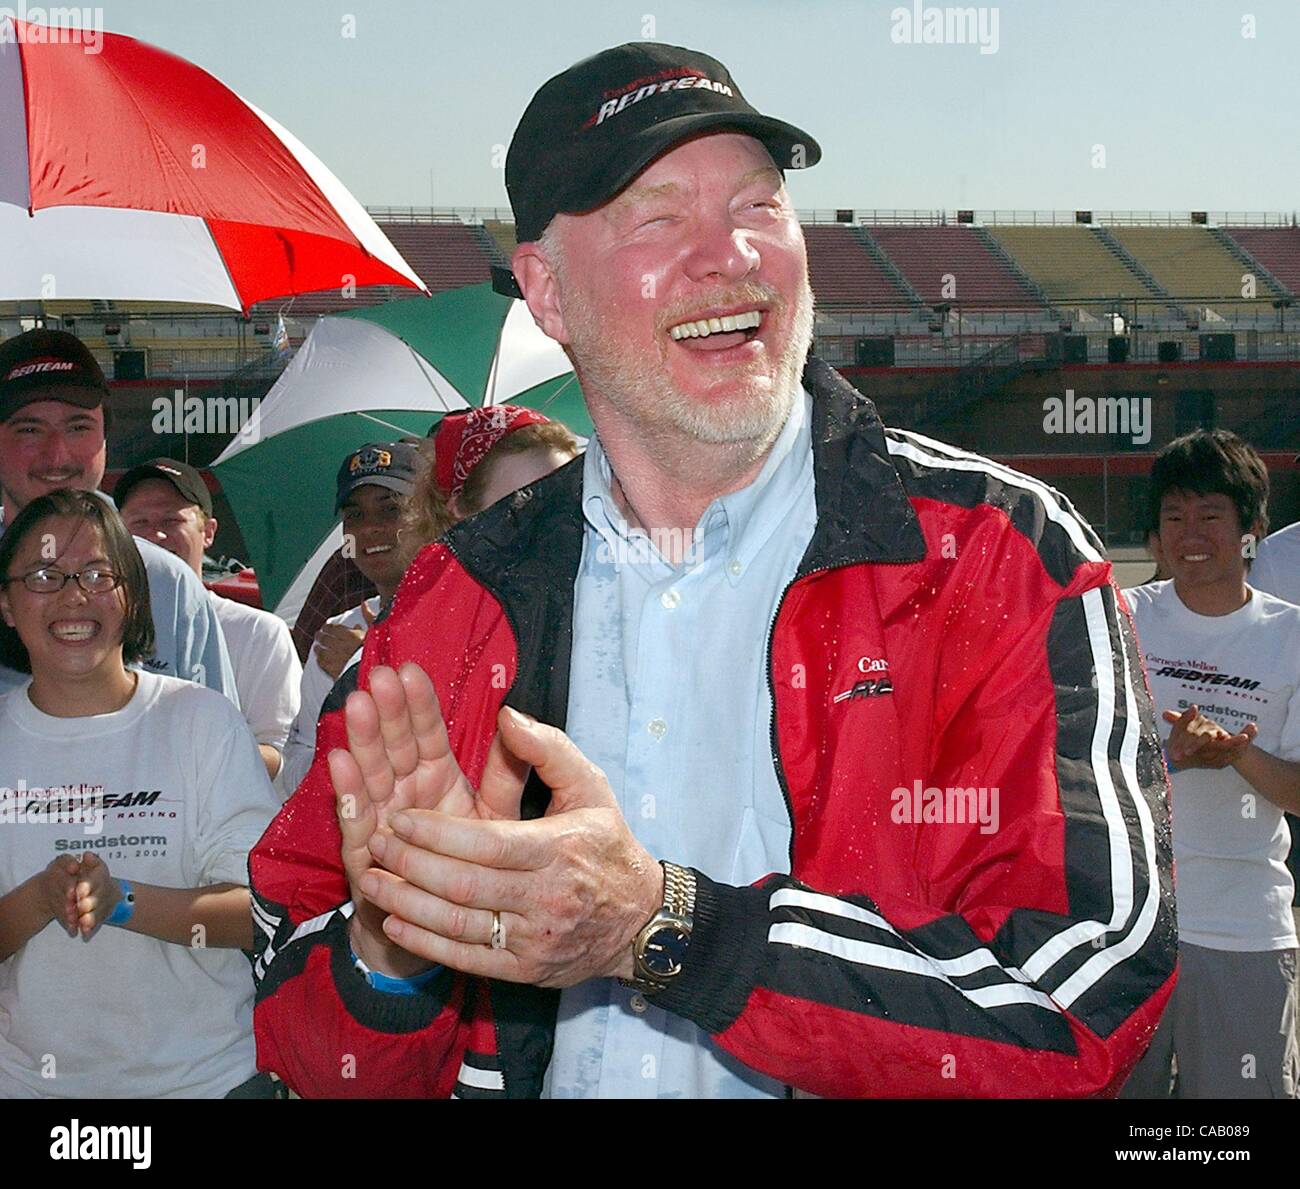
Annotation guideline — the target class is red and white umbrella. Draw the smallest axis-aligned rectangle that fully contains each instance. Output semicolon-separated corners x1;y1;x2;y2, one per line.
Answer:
0;18;426;312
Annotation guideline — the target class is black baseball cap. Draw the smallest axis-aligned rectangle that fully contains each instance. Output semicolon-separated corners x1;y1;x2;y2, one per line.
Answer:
114;458;213;517
0;328;110;422
335;441;420;512
493;42;821;297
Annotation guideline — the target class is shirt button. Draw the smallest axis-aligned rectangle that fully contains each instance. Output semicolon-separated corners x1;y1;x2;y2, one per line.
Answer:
727;559;742;577
647;718;668;740
660;589;680;610
629;992;648;1014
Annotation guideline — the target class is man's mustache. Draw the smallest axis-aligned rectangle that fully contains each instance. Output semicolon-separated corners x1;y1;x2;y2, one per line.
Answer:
654;282;784;334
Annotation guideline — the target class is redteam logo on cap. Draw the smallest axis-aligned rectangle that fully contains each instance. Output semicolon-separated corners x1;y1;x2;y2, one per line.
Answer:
4;358;77;383
587;70;735;128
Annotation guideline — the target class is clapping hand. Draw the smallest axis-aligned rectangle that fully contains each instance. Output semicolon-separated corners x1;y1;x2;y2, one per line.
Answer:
39;855;82;937
1163;704;1257;771
328;663;532;977
71;853;122;937
330;663;661;986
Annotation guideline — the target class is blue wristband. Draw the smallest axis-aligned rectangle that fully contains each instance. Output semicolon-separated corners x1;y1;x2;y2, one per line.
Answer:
106;879;135;927
350;947;439;995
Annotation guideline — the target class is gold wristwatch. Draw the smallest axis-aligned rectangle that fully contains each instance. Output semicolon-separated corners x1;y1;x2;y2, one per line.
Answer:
627;861;696;992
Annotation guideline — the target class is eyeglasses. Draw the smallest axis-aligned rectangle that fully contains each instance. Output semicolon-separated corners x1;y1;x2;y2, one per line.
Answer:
2;567;123;595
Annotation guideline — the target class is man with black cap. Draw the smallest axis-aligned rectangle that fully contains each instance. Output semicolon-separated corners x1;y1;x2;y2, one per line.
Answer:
0;329;237;703
116;457;301;783
252;44;1175;1098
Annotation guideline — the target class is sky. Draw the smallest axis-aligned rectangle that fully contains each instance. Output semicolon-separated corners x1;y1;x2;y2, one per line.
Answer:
12;0;1300;214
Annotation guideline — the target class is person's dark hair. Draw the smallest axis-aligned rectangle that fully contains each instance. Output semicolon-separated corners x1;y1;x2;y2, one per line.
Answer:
0;490;154;674
1145;428;1269;549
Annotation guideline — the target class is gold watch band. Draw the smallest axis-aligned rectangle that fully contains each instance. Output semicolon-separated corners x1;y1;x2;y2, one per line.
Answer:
661;861;696;919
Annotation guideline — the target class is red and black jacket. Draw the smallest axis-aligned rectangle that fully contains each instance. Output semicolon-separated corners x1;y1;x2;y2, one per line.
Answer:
250;357;1176;1098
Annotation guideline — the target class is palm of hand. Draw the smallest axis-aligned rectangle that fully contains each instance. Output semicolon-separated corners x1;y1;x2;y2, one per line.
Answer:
332;663;527;896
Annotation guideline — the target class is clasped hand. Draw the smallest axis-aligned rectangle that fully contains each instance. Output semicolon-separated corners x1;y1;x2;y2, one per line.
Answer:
1162;704;1257;770
40;852;121;938
329;664;662;987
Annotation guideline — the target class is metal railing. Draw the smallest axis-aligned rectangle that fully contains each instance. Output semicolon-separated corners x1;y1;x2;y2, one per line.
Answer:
814;328;1300;367
88;345;274;381
366;205;513;224
362;205;1300;230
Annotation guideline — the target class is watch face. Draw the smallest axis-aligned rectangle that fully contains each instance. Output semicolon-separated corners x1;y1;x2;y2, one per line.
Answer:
643;924;690;978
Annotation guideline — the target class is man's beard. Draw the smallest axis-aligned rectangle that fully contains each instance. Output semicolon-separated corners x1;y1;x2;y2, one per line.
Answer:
558;274;815;450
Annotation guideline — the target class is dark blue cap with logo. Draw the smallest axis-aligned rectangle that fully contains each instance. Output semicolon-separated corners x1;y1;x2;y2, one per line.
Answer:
335;441;420;512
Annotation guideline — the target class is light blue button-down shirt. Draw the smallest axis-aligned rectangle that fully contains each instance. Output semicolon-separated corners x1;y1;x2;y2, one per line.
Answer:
544;388;817;1099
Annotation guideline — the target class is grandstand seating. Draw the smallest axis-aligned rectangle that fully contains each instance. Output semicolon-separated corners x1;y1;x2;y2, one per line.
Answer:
868;225;1041;308
1221;227;1300;297
247;220;498;318
483;219;518;263
1107;227;1280;308
9;214;1300;357
379;221;493;292
986;226;1166;315
802;224;912;309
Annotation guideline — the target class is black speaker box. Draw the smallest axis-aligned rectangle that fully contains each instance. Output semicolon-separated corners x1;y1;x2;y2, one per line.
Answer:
1199;333;1236;362
113;350;147;381
855;337;895;367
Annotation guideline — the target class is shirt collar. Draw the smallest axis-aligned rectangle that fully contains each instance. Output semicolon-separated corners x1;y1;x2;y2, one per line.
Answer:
581;387;813;582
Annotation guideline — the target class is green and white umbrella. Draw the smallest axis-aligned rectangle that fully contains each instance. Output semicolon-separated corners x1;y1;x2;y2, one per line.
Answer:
213;283;583;617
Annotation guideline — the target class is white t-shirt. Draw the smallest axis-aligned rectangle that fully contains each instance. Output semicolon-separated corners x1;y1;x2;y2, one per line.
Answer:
1125;580;1300;951
0;671;278;1098
279;597;375;797
207;591;301;753
1251;522;1300;606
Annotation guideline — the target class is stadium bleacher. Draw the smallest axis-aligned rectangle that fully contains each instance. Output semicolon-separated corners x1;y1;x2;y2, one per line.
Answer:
1107;226;1281;310
482;219;518;264
8;209;1300;351
1221;226;1300;297
802;224;913;309
985;226;1166;316
868;225;1041;308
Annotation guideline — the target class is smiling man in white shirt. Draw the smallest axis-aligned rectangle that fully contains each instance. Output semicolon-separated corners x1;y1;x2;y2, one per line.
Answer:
1123;429;1300;1099
116;458;300;781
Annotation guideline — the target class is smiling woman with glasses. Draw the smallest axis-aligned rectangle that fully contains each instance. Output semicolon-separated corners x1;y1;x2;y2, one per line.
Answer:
0;490;153;689
9;566;125;595
0;490;279;1098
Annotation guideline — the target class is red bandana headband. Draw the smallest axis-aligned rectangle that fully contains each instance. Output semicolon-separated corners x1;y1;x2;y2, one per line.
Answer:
432;405;552;497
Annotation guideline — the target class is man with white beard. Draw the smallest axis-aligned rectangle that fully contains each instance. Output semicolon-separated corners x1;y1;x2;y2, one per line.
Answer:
251;42;1175;1099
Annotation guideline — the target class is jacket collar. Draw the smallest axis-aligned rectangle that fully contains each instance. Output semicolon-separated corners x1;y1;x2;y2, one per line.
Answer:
799;355;928;574
446;355;928;673
449;356;927;589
